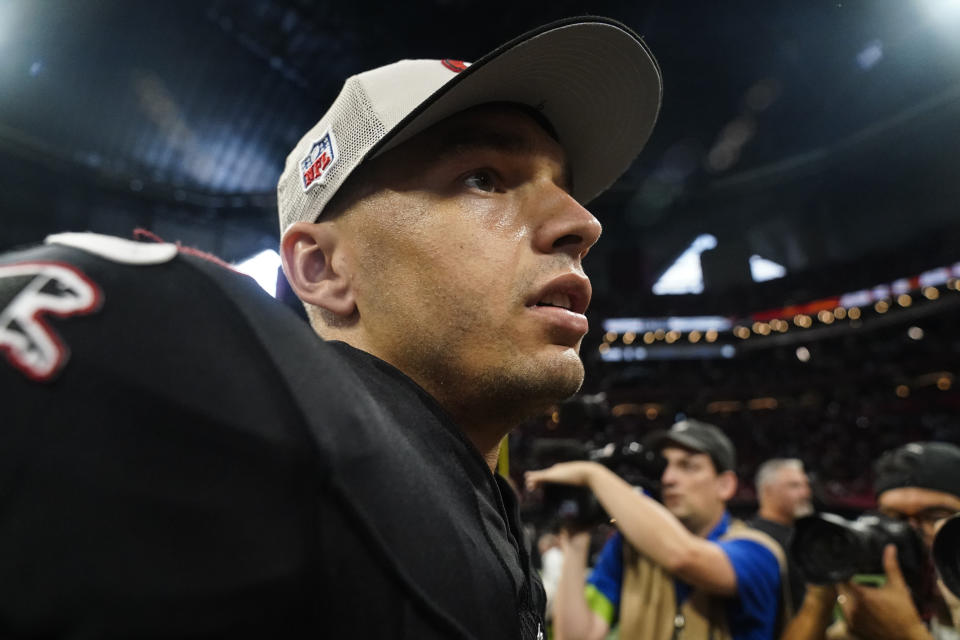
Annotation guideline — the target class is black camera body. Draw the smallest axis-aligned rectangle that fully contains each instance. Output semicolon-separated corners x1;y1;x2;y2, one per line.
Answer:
792;512;924;593
538;441;667;530
532;394;667;530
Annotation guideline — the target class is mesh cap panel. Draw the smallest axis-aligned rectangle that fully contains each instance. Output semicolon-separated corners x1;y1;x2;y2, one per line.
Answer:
277;77;389;232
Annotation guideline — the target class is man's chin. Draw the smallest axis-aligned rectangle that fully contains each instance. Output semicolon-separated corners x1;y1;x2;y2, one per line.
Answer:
794;503;815;519
663;499;684;517
538;349;586;399
498;350;585;416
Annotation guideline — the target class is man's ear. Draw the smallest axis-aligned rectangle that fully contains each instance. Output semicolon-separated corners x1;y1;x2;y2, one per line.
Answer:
717;470;738;502
280;221;356;318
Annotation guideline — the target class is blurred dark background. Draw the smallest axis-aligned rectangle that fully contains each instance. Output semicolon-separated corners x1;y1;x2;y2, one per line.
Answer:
3;0;959;508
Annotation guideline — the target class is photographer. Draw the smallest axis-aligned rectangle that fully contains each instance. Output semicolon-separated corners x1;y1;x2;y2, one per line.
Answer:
525;420;786;640
783;441;960;640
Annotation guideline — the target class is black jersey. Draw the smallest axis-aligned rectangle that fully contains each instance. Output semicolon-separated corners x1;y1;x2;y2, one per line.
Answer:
0;233;545;639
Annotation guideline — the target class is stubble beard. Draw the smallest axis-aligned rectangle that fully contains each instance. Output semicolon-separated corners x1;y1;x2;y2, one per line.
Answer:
392;282;586;428
792;500;815;519
360;256;587;428
403;330;586;429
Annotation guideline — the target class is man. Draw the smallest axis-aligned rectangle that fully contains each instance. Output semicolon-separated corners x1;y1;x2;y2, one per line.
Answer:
783;441;960;640
0;17;661;640
748;458;814;612
525;419;785;640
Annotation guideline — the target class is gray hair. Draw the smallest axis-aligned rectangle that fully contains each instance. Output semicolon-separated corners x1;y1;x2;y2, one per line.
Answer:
755;458;805;493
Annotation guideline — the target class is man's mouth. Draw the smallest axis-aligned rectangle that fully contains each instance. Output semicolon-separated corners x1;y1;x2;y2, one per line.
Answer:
534;292;572;311
526;273;591;316
524;274;591;338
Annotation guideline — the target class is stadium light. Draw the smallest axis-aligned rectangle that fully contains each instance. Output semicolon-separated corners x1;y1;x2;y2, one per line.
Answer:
921;0;960;22
234;249;282;297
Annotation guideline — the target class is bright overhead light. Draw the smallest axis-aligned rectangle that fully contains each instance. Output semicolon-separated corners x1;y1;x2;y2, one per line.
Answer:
921;0;960;22
856;40;883;70
749;255;787;283
234;249;282;297
0;2;16;50
653;234;717;295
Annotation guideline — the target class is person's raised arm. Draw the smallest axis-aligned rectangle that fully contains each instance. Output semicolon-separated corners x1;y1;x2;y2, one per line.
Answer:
526;461;738;596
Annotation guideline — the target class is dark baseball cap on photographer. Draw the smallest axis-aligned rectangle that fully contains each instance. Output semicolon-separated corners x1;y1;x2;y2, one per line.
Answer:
645;419;737;473
874;441;960;498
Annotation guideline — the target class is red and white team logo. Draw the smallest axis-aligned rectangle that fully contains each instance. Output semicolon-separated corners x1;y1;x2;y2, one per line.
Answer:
0;261;103;382
301;130;339;192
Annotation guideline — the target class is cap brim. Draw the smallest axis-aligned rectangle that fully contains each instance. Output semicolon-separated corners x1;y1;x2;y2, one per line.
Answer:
369;16;662;206
644;430;710;457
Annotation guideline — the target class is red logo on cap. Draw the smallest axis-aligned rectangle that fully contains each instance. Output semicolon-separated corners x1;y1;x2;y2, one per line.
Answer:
441;59;468;73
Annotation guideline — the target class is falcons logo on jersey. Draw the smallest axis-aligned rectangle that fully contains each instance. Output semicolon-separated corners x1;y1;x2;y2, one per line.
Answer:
0;261;103;382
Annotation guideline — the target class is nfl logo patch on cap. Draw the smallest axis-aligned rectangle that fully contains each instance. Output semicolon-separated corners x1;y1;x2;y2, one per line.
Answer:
301;130;338;192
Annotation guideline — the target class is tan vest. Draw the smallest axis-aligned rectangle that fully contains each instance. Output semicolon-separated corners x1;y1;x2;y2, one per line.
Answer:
618;519;789;640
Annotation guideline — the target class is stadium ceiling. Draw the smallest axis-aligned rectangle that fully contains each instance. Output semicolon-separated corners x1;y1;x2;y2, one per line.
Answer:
2;0;959;319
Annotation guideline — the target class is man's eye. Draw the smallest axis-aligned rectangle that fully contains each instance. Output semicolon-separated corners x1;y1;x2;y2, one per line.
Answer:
463;170;497;192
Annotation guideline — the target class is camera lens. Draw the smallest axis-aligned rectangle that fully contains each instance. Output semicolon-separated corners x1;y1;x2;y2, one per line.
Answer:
934;514;960;599
793;515;861;583
792;513;924;589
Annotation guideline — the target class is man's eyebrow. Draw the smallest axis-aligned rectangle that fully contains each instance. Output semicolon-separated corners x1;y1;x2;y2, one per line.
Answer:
437;128;536;155
434;128;574;193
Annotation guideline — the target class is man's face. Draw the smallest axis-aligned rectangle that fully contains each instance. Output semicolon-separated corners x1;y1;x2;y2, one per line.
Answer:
767;466;813;520
337;105;601;423
660;446;731;534
878;487;960;549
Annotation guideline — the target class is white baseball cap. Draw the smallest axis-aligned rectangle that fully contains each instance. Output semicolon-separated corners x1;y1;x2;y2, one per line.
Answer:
277;16;662;234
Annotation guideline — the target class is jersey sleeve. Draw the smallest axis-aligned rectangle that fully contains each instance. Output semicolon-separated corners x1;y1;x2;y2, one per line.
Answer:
585;531;624;626
0;241;321;635
719;537;781;622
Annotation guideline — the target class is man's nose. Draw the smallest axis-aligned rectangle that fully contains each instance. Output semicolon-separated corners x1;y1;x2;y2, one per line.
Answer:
532;185;602;260
661;465;678;486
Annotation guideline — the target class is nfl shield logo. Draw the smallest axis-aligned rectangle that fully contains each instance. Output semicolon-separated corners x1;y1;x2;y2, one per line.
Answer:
301;130;338;192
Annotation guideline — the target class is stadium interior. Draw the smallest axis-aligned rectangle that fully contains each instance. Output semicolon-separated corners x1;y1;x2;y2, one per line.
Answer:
3;0;960;514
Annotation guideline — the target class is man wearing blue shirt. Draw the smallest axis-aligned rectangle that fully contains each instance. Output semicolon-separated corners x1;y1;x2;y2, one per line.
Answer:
526;419;785;640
